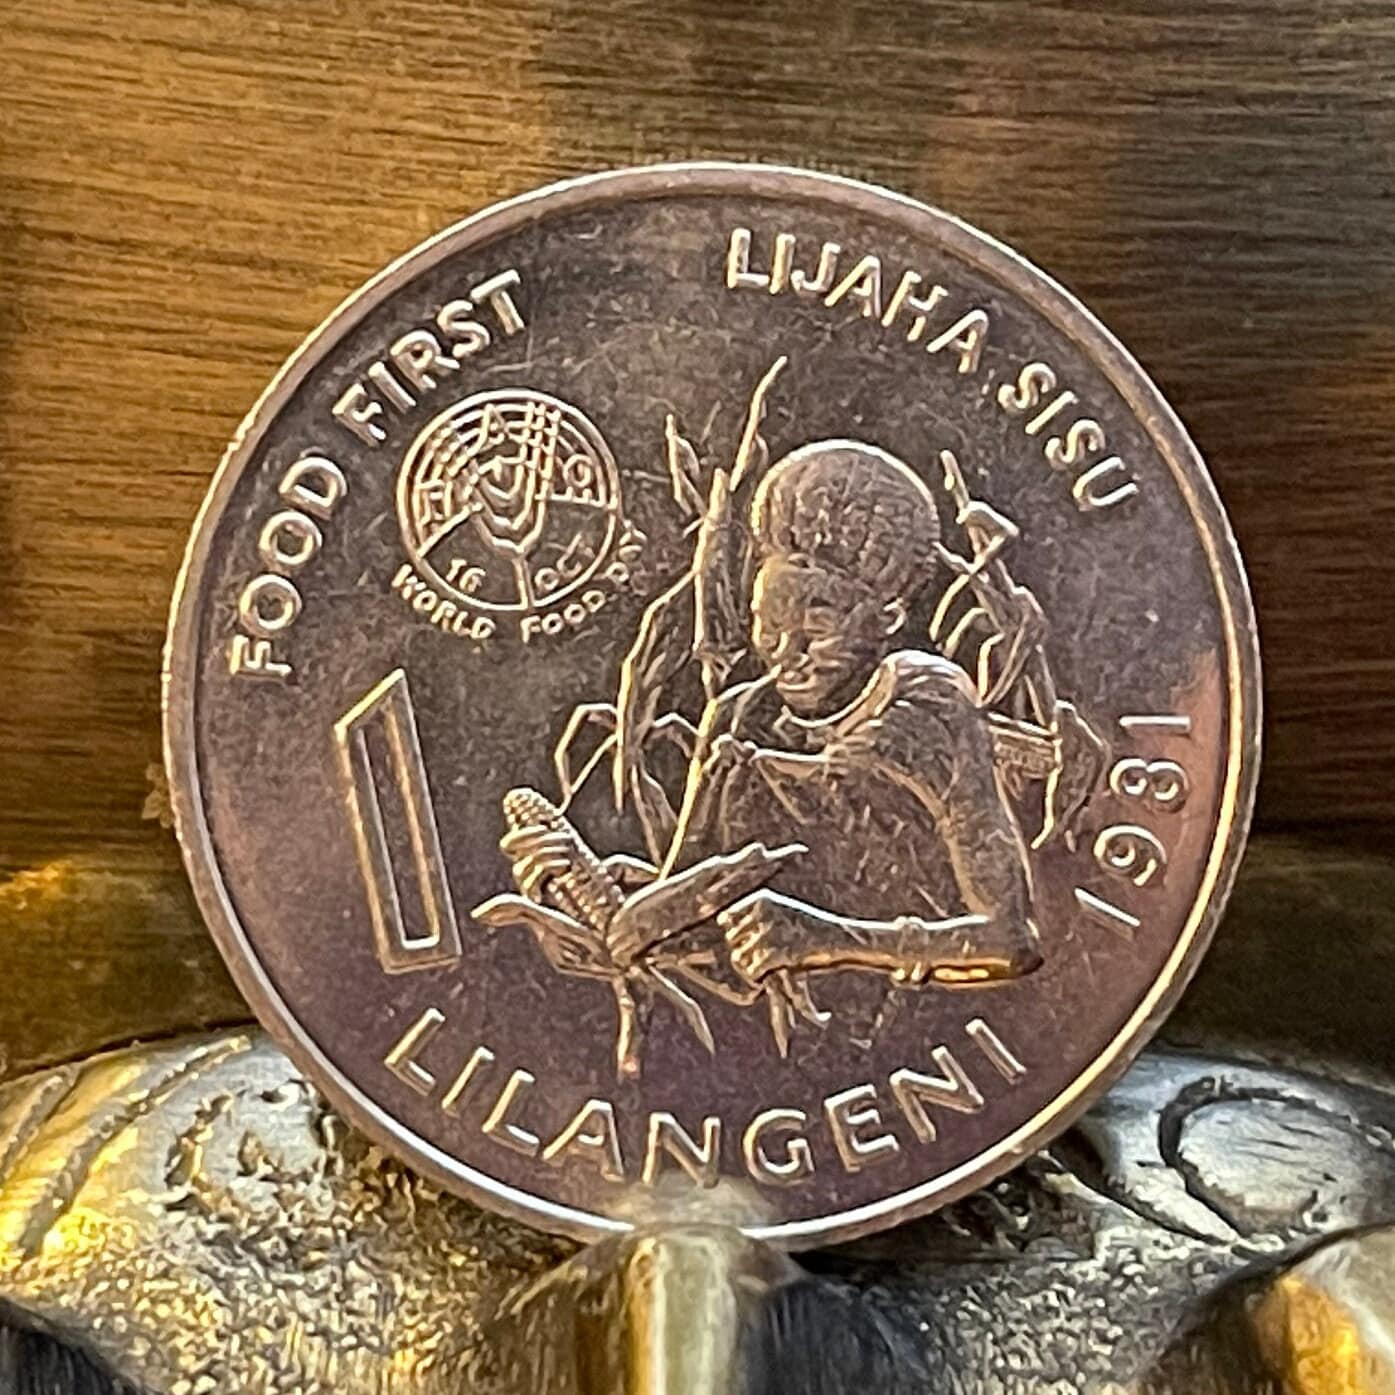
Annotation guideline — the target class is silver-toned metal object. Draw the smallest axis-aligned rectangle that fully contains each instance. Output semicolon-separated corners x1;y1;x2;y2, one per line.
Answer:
0;1031;566;1395
163;163;1260;1246
2;1030;1392;1394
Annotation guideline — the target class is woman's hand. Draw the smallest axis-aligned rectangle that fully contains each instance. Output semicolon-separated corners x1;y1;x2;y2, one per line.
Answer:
499;823;574;901
706;732;760;776
719;890;862;982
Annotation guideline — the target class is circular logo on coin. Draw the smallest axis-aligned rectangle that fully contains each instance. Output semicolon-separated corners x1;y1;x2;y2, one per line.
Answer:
165;164;1259;1247
397;389;627;631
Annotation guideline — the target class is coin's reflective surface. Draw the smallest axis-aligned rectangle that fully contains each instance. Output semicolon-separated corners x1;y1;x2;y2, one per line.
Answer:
164;163;1259;1245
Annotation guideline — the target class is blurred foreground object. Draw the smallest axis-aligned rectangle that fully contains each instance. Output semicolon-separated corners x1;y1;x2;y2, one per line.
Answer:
2;1031;1394;1393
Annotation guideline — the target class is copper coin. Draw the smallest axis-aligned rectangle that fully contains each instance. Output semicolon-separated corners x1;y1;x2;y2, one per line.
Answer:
164;164;1260;1245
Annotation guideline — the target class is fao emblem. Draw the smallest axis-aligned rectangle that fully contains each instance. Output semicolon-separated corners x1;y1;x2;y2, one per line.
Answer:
395;389;640;639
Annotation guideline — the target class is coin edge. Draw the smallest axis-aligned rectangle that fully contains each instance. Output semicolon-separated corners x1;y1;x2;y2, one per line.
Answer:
161;161;1262;1247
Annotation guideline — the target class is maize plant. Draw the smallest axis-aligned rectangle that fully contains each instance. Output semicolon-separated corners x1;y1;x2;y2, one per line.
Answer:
473;786;805;1078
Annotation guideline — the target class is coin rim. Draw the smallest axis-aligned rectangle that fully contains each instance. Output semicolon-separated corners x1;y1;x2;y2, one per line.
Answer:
163;161;1262;1248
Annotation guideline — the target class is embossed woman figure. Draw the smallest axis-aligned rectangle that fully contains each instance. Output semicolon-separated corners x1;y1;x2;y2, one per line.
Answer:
666;440;1045;993
482;425;1093;1067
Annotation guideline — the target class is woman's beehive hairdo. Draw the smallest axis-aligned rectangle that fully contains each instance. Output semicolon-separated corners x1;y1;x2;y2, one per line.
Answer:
749;440;941;602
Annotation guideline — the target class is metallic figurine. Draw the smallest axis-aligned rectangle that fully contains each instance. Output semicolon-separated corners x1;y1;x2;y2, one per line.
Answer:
161;164;1260;1244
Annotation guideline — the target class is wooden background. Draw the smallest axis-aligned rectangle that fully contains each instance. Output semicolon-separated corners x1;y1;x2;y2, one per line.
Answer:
1;0;1393;1075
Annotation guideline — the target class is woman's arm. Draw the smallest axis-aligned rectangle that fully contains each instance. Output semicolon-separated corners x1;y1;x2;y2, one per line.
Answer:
722;654;1042;986
720;890;1040;987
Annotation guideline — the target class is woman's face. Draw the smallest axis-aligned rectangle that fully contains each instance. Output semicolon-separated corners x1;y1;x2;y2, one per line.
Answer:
750;558;897;717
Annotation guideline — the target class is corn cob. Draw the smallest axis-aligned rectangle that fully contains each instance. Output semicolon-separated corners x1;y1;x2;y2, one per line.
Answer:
496;785;817;1074
501;787;624;944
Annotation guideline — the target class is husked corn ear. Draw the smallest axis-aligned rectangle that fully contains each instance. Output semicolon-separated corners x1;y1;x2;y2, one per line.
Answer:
502;787;625;933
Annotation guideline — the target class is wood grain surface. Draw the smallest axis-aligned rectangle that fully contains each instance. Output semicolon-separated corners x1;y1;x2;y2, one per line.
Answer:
2;1;1392;886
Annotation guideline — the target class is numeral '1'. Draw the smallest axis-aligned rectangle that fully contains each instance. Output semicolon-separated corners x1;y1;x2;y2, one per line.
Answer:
335;668;462;973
